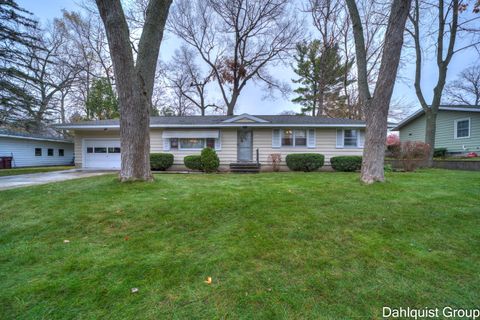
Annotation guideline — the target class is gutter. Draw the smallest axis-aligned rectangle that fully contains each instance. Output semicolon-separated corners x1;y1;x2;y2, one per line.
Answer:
0;134;73;143
55;123;367;130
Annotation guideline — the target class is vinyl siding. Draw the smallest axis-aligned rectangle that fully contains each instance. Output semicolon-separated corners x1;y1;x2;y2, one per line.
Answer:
0;137;74;167
152;128;238;165
253;128;363;168
73;128;364;169
399;111;480;153
399;115;426;142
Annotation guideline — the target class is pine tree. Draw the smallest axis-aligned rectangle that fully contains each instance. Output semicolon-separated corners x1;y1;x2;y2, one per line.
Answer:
292;40;353;117
0;0;39;125
85;78;119;120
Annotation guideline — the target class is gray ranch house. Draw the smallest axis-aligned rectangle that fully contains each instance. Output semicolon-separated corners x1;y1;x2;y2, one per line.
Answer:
56;114;366;171
393;105;480;154
0;129;74;168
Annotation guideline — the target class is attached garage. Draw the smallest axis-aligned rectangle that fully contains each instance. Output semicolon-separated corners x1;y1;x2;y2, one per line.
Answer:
83;139;121;169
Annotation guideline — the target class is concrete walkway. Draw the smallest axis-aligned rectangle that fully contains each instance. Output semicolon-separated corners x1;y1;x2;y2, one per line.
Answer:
0;169;114;191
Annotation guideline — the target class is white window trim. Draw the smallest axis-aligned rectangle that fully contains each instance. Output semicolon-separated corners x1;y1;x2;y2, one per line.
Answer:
454;117;471;139
337;129;363;149
280;128;308;148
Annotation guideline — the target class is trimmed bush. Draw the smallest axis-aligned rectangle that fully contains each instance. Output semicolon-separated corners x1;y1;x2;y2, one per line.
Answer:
200;148;220;173
150;153;174;171
330;156;362;172
184;155;203;170
434;148;447;158
285;153;324;172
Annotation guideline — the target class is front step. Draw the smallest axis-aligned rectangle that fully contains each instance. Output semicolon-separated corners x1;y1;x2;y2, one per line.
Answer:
229;162;261;173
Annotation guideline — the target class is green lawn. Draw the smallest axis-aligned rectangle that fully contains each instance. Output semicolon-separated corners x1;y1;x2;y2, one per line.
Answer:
1;170;479;319
0;166;74;177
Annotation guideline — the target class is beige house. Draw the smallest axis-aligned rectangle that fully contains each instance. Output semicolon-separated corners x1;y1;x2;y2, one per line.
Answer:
57;114;365;171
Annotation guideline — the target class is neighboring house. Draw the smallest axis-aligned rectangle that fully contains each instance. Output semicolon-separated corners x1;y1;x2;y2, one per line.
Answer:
56;114;367;171
0;129;74;168
393;105;480;154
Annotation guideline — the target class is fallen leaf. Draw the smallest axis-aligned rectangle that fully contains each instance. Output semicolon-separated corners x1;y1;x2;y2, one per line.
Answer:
131;287;139;293
204;276;212;284
125;236;130;241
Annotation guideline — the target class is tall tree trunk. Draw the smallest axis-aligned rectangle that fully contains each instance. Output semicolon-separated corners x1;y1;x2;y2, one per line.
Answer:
346;0;412;183
96;0;151;181
410;0;458;166
96;0;171;181
227;90;240;115
424;110;437;166
316;84;325;117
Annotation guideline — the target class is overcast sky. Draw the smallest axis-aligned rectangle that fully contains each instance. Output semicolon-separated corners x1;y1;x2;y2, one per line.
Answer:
17;0;480;117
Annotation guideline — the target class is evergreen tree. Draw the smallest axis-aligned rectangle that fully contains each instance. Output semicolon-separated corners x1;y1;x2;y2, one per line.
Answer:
292;40;353;117
85;78;119;120
0;0;39;125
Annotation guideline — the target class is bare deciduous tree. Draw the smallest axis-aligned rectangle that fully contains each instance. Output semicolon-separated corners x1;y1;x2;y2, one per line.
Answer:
56;10;114;109
164;46;221;116
445;65;480;105
95;0;172;181
407;0;480;165
13;22;80;133
169;0;302;115
346;0;412;184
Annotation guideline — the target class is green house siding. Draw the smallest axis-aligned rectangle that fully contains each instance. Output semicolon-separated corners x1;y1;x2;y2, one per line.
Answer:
399;115;426;142
399;111;480;153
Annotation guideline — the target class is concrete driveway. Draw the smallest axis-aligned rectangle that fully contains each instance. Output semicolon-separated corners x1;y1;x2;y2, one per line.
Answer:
0;169;114;191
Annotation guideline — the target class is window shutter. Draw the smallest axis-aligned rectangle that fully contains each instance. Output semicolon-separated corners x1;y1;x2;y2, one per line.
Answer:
163;138;170;151
307;129;316;148
272;129;281;148
359;130;365;147
215;131;222;150
336;129;344;148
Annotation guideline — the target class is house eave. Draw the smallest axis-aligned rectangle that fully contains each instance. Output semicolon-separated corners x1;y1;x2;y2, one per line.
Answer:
0;134;73;143
57;123;367;130
392;106;480;131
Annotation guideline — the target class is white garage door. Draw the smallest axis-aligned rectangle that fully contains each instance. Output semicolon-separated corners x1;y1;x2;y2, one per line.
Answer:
84;139;121;169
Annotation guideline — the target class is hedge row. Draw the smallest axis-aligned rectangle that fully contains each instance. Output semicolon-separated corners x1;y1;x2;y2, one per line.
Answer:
150;148;220;173
151;152;363;173
330;156;362;172
184;148;220;173
285;154;324;172
150;153;174;171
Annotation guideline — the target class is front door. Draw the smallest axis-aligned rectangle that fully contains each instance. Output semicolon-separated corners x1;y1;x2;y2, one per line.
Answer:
237;129;253;162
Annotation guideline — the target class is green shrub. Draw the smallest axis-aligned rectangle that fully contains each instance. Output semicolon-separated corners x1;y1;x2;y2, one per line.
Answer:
200;148;220;173
184;155;202;170
330;156;362;172
150;153;174;171
434;148;447;158
285;153;324;172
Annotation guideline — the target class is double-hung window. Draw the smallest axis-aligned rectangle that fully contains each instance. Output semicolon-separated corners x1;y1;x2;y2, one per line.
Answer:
343;129;358;147
336;129;364;148
454;118;470;139
281;129;307;147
